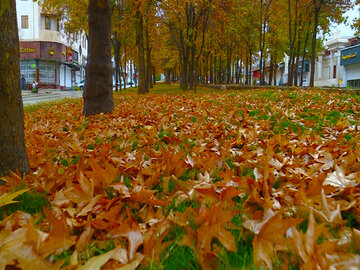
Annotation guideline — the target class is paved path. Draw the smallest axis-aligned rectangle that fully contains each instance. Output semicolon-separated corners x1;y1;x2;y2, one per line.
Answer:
22;89;82;106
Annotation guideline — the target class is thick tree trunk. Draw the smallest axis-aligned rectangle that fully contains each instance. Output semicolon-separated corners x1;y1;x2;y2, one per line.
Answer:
165;69;171;85
83;0;113;116
136;11;146;94
0;0;30;177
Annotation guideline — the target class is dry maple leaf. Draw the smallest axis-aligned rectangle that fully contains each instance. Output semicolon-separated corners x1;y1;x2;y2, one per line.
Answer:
252;212;303;268
38;208;76;257
0;227;55;270
111;218;144;260
292;210;338;269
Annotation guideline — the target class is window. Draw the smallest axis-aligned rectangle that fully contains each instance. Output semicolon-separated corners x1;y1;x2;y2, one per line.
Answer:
45;16;51;30
21;15;28;29
348;80;360;88
20;60;36;83
39;61;56;84
333;65;336;79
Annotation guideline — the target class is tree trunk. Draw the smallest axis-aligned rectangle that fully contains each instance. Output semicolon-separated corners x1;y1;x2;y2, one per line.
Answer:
269;53;273;86
274;52;278;85
166;69;171;84
145;25;152;90
123;47;127;89
245;55;249;85
135;11;146;94
83;0;113;116
0;0;30;177
153;66;156;85
210;53;214;84
112;39;120;92
300;19;311;86
310;3;321;87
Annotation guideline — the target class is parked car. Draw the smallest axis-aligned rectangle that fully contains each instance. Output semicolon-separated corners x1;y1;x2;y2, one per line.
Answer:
75;80;85;90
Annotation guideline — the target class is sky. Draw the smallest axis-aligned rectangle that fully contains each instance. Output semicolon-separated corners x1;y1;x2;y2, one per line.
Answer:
329;3;359;38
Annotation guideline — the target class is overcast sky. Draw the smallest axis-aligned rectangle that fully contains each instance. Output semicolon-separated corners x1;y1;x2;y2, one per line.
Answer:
329;3;359;38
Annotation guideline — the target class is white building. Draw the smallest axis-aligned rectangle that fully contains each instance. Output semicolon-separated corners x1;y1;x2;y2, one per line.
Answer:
16;0;88;89
314;32;349;87
260;32;352;87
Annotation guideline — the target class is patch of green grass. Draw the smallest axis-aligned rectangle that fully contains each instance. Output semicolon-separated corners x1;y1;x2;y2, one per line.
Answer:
168;178;176;194
225;157;236;170
217;230;255;270
181;168;200;181
87;143;95;150
191;116;198;123
0;190;50;220
50;249;72;268
344;133;353;141
312;94;322;104
342;210;359;229
241;165;255;180
327;110;342;125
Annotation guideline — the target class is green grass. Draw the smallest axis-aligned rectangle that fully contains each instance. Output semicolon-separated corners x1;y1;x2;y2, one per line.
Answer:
0;189;50;220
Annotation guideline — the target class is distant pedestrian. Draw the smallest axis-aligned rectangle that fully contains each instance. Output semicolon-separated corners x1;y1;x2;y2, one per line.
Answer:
21;76;26;90
32;81;38;93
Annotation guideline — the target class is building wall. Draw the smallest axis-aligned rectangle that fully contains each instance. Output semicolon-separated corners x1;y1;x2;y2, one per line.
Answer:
16;0;88;89
17;0;40;40
346;63;360;81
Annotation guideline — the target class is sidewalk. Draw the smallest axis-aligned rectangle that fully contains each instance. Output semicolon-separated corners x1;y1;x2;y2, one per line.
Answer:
22;89;82;105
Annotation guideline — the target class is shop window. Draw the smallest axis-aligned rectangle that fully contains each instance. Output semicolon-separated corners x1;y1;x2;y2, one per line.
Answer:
20;60;36;84
39;61;56;85
348;80;360;88
21;15;28;29
333;65;336;79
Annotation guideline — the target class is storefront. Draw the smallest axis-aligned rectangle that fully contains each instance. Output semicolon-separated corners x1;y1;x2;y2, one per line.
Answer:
340;45;360;88
20;41;81;89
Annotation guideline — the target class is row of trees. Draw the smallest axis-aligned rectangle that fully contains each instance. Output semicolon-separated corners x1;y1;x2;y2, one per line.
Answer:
40;0;354;92
0;0;357;176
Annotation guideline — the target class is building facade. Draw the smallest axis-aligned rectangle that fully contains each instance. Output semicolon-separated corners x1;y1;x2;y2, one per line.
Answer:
16;0;87;89
259;32;354;87
341;43;360;88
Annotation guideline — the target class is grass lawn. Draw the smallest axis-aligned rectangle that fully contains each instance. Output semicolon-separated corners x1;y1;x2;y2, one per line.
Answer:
1;84;360;269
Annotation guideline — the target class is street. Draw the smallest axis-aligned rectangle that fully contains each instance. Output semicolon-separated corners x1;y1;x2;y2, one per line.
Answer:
22;89;82;106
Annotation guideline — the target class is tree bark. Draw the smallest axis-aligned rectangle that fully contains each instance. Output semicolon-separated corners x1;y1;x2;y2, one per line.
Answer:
136;11;146;94
310;1;321;87
300;19;311;86
0;0;30;177
145;24;152;90
112;38;120;92
83;0;113;116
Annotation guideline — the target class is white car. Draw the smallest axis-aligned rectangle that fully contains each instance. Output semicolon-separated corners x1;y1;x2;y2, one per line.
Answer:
76;80;85;90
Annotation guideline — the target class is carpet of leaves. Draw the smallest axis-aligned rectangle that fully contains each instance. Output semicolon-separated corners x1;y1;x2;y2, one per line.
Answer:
1;88;360;269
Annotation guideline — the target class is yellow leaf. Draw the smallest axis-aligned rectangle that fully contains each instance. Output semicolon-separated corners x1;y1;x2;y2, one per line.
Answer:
0;188;30;208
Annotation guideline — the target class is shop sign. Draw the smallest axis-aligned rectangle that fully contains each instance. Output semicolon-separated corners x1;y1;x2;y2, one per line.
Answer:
20;47;36;53
66;47;73;62
342;52;357;61
341;45;360;66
